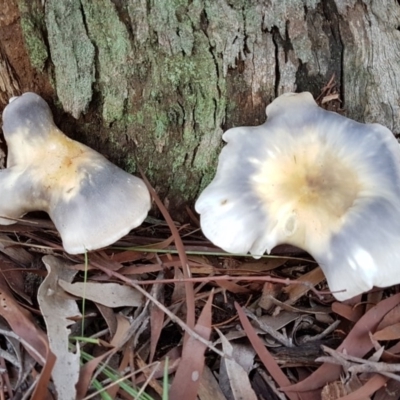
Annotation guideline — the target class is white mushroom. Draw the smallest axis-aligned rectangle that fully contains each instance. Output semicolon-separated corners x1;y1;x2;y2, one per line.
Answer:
0;92;151;254
195;92;400;301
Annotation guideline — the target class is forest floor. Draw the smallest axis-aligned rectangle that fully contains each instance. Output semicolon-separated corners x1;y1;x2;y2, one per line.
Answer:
1;184;400;400
1;80;400;400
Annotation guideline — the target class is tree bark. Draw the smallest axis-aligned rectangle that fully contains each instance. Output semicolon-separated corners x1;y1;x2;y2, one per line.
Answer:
1;0;400;219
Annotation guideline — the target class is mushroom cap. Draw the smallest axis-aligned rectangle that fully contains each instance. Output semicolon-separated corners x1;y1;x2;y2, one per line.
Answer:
0;92;151;254
195;92;400;301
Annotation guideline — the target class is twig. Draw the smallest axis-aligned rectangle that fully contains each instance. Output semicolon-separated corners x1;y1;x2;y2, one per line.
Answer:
244;308;293;347
91;263;227;359
124;274;338;298
301;320;341;343
317;345;400;382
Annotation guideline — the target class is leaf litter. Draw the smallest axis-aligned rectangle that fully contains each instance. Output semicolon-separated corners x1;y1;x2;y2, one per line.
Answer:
0;183;399;399
0;85;400;399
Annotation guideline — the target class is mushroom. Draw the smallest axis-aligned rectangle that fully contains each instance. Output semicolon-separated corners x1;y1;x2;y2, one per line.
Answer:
0;92;151;254
195;92;400;301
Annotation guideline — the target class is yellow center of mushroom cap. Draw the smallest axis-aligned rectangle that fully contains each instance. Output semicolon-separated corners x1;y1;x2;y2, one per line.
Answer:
7;125;104;204
252;129;362;251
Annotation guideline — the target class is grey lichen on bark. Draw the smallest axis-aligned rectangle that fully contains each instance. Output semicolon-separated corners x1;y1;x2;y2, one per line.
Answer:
336;0;400;133
125;0;228;208
81;0;132;123
45;0;95;118
18;0;48;72
204;0;246;77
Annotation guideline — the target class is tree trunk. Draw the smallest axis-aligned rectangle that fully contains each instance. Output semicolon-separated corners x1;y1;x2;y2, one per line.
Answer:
1;0;399;219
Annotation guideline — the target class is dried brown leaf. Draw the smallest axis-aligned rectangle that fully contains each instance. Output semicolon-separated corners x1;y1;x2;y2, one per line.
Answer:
237;258;287;273
215;279;251;294
58;280;143;307
168;291;213;400
89;252;124;271
110;250;146;263
331;302;364;323
171;267;186;303
121;263;163;275
149;274;165;362
258;311;300;331
31;344;56;400
270;296;331;316
110;314;131;348
145;234;176;249
283;293;400;393
96;303;118;338
38;255;81;399
321;94;339;104
259;282;282;311
187;255;211;265
198;365;227;400
188;263;215;274
234;302;299;400
217;328;257;400
283;267;325;304
76;349;115;399
0;252;31;303
0;233;33;265
377;304;400;331
373;322;400;341
0;278;47;364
